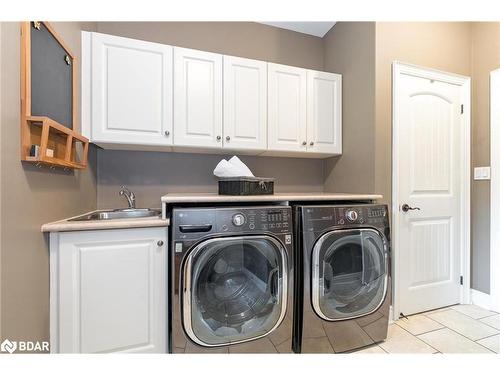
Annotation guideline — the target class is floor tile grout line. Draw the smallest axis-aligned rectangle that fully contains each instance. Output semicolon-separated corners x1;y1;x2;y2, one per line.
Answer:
377;344;389;354
473;338;498;353
424;312;500;344
473;331;500;342
394;323;443;353
448;305;499;321
477;319;500;330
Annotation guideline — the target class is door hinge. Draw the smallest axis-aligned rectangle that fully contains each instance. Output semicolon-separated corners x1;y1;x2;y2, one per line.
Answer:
460;276;464;285
461;104;464;114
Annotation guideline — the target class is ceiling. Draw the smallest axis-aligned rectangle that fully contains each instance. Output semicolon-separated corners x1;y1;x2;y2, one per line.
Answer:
259;22;336;38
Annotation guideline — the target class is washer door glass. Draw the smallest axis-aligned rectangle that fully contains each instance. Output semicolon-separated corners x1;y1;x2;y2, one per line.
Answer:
312;228;388;321
183;236;288;347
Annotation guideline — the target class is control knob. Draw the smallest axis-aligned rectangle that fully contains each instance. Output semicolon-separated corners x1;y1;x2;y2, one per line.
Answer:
345;210;359;222
232;213;246;226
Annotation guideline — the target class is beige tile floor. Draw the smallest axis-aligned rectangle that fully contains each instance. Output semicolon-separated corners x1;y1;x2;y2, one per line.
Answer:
352;304;500;354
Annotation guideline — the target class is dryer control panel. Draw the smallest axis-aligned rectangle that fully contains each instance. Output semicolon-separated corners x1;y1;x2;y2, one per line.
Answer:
300;204;389;233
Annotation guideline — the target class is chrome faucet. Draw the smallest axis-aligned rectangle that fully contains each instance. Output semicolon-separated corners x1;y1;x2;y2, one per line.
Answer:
119;186;136;209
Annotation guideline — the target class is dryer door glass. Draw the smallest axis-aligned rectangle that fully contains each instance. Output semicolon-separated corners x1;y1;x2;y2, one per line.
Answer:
183;236;288;347
312;229;388;321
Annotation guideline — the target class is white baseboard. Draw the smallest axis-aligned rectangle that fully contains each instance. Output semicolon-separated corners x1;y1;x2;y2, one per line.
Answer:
470;289;492;310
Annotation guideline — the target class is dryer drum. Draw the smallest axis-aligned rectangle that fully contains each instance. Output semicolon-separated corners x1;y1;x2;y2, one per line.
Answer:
316;230;387;319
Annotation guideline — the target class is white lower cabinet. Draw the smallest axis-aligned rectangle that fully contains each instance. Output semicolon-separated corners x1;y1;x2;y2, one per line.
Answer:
49;227;168;353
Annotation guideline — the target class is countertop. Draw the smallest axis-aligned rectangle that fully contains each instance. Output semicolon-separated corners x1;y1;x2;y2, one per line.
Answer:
42;210;169;233
161;192;382;204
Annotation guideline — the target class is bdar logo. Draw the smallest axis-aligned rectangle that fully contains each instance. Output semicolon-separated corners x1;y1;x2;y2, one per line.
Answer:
1;339;17;354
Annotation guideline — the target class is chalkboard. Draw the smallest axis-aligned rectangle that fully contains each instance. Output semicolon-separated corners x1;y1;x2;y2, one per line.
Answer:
30;22;73;129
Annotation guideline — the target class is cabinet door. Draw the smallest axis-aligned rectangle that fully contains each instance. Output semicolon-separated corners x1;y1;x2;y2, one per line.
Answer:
267;63;307;152
223;56;267;151
307;70;342;154
90;33;173;146
173;47;223;148
50;228;167;353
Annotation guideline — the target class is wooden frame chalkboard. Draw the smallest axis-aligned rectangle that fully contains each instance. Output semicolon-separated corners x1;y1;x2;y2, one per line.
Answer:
20;21;88;170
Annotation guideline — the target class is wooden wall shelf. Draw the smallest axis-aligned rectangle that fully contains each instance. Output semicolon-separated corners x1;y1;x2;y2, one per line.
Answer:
24;116;89;169
20;21;89;170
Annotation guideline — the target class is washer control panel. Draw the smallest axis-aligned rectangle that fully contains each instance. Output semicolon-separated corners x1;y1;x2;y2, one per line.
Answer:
172;206;292;240
232;213;246;226
345;209;359;222
219;207;291;233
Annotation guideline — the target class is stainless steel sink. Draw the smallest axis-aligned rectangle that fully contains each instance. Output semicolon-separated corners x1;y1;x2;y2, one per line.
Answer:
69;208;161;221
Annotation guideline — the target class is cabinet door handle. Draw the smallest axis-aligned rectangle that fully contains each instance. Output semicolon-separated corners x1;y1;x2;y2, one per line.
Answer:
310;141;314;146
164;130;170;137
157;240;164;246
226;136;231;141
302;141;307;146
216;135;221;141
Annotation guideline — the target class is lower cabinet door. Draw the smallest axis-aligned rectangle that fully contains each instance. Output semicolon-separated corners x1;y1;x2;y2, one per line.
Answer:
50;227;167;353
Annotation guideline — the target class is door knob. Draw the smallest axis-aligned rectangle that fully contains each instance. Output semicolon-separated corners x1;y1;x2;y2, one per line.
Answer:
226;136;231;141
157;240;164;246
310;141;314;146
216;135;221;141
164;130;170;136
401;204;421;212
302;141;307;146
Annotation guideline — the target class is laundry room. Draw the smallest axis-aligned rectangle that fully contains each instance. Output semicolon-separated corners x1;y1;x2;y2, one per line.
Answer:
1;1;500;374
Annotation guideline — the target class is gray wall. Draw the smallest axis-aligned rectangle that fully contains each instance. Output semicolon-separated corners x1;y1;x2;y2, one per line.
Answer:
322;22;376;194
97;151;324;209
94;22;327;209
0;22;98;343
96;22;324;70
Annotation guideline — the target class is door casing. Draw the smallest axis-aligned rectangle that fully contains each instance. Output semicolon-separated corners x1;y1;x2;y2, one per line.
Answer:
392;61;471;320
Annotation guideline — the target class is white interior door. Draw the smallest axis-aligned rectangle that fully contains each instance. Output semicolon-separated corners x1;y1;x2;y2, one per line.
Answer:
90;32;173;146
393;63;470;317
223;56;267;151
173;47;223;148
268;63;307;152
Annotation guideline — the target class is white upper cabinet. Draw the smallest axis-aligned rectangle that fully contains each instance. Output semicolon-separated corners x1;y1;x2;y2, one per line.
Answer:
82;32;342;158
173;47;223;148
267;63;307;152
223;56;267;151
307;70;342;154
85;32;173;146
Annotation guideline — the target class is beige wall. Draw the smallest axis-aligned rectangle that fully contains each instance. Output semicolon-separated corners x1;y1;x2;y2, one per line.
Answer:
0;22;98;343
94;22;327;208
374;22;472;207
322;22;376;194
96;22;324;70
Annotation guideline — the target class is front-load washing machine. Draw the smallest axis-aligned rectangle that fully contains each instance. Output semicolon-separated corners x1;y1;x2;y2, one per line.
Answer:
293;204;391;353
170;205;294;353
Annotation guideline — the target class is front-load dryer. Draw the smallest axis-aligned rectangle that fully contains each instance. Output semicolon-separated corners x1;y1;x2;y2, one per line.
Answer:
170;206;294;353
293;204;391;353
